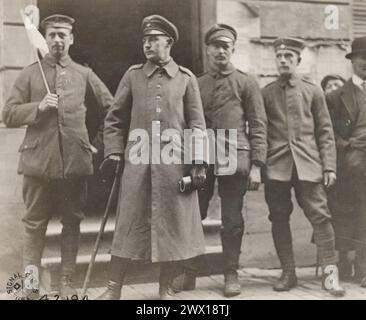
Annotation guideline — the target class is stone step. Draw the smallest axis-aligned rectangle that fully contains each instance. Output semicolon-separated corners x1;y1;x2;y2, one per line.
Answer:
40;245;224;293
40;217;223;292
43;217;222;258
45;217;222;238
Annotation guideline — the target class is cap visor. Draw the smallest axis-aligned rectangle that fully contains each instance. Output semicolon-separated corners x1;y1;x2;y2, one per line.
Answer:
209;36;234;43
143;29;168;36
345;52;352;59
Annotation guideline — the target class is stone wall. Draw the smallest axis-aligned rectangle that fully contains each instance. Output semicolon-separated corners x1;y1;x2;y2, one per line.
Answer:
217;0;352;87
0;0;37;119
0;125;25;292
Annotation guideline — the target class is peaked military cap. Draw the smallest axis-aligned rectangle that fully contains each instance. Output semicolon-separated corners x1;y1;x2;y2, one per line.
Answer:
345;36;366;59
205;24;237;45
40;14;75;30
273;37;305;55
142;14;179;43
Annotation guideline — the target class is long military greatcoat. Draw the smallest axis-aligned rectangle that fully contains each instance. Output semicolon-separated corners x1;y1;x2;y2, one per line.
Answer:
2;54;113;179
104;59;206;262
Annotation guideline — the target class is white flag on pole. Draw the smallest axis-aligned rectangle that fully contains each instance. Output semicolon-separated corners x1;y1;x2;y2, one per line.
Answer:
20;7;49;58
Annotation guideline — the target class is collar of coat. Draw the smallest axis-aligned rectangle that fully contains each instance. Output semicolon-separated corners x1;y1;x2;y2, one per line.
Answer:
43;53;72;68
208;62;235;79
277;73;301;88
143;59;179;78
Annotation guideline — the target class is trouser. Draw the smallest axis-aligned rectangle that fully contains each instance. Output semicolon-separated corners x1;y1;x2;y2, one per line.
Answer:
329;170;366;277
22;176;86;276
264;170;337;272
198;165;247;274
354;177;366;277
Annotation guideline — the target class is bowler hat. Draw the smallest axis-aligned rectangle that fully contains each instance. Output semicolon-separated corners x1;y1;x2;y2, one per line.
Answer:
345;37;366;59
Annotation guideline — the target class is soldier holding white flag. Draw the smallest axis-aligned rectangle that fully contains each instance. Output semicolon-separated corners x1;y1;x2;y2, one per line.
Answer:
2;14;113;299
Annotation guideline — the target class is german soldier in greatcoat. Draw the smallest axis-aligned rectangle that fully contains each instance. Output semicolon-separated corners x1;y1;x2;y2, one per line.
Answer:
98;15;207;300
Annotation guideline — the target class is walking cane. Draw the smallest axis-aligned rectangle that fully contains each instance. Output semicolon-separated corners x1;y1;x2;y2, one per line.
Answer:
81;162;122;297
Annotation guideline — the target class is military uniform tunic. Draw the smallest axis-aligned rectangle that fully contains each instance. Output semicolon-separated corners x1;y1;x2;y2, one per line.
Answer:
3;53;112;231
262;74;336;182
196;63;267;273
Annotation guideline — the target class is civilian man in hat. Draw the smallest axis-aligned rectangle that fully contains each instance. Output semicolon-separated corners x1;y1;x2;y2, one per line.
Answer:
326;36;366;287
97;14;207;300
262;38;345;296
3;14;113;299
173;24;267;297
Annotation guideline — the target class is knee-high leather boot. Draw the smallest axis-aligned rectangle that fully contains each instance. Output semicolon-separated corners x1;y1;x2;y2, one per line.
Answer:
23;228;46;300
271;222;297;291
60;224;80;299
97;256;130;300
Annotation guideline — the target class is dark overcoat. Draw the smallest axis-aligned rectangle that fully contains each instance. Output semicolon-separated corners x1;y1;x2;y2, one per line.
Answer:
326;79;366;250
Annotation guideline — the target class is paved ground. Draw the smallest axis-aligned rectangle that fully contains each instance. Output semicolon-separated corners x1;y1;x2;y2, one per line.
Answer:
1;267;365;300
83;267;365;300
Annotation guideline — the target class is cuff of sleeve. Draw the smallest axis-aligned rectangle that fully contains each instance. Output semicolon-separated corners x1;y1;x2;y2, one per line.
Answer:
250;150;266;167
27;103;42;125
105;148;124;159
336;137;350;150
323;165;336;174
192;159;209;168
251;160;264;168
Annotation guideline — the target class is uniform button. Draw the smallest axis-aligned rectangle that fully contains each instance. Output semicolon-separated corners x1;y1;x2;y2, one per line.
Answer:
156;95;161;100
158;73;163;78
156;107;161;113
157;84;161;89
156;133;161;137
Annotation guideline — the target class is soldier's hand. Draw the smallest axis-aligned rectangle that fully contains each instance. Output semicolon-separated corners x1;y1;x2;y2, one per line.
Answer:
190;164;207;190
38;94;58;112
99;154;124;182
248;164;261;191
324;171;336;189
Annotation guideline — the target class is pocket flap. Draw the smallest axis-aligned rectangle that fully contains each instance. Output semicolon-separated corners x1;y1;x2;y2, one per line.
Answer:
19;140;39;152
237;145;251;151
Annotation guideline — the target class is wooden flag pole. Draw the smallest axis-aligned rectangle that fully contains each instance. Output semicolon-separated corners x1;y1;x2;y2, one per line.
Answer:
35;49;50;94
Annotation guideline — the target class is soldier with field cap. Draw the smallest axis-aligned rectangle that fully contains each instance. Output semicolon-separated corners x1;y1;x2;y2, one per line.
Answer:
3;14;113;300
173;24;268;297
98;14;207;300
262;37;345;297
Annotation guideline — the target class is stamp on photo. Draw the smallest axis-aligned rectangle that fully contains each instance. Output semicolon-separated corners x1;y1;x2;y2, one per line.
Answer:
6;266;40;300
